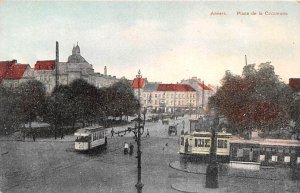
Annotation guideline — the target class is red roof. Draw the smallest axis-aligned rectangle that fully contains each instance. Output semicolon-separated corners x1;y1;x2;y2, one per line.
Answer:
0;60;16;81
157;84;195;92
34;60;55;70
5;64;29;79
289;78;300;92
132;78;145;89
197;82;212;90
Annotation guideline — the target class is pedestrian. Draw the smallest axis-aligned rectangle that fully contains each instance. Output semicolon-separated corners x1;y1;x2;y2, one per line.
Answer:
129;142;134;155
124;142;129;155
146;129;150;138
111;128;114;138
61;129;64;139
33;132;36;142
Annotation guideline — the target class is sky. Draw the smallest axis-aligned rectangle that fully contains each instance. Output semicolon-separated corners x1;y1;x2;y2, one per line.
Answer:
0;1;299;86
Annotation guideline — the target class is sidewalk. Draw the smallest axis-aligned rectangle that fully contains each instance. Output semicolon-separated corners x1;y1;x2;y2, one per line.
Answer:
169;160;300;193
0;134;75;143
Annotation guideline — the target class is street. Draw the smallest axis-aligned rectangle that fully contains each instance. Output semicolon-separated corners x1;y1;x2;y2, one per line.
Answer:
0;116;299;193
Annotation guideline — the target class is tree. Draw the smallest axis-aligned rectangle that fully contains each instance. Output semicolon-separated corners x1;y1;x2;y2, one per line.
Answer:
18;80;46;129
68;79;99;127
111;79;140;120
44;84;73;138
209;62;294;135
0;86;22;134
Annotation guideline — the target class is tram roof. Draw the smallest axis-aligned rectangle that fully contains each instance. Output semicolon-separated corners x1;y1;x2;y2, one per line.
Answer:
230;138;300;147
74;125;105;136
191;131;232;137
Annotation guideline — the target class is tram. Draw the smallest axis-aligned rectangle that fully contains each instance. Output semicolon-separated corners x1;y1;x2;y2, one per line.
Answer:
179;131;232;162
74;125;107;151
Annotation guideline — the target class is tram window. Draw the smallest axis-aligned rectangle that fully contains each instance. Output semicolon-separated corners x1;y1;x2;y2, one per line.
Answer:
271;155;278;162
75;136;91;142
195;139;210;147
217;140;227;148
284;156;290;163
204;139;210;147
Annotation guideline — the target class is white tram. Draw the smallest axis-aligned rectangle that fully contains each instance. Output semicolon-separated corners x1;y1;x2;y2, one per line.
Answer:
179;131;232;162
74;125;107;151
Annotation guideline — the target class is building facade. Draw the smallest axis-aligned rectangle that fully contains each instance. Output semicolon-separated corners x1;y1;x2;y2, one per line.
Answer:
1;42;119;92
181;77;215;113
131;76;214;113
0;60;34;87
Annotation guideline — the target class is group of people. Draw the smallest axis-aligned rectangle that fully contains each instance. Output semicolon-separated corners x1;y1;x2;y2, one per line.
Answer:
110;127;150;156
124;142;134;155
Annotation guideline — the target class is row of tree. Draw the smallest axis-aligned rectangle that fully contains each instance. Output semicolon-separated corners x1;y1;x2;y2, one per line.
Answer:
0;78;140;134
209;62;299;137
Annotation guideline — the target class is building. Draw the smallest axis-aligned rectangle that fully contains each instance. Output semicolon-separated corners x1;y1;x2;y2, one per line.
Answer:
181;77;215;113
0;42;119;92
142;83;197;113
0;60;34;87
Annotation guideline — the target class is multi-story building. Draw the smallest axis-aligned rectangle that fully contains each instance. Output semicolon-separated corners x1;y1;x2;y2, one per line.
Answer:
0;42;119;92
142;83;197;113
181;77;215;113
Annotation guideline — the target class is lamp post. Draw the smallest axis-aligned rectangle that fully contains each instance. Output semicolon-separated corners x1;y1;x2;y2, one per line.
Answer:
114;70;144;192
135;69;144;193
205;109;219;188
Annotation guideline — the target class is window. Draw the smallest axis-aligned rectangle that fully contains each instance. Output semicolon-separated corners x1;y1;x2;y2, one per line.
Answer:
181;137;184;146
260;155;265;161
284;156;290;163
195;138;210;147
271;155;278;162
155;94;157;98
217;139;228;148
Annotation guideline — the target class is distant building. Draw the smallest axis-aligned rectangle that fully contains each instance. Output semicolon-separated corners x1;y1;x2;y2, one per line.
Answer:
0;42;119;92
181;77;216;113
0;60;34;87
141;83;197;113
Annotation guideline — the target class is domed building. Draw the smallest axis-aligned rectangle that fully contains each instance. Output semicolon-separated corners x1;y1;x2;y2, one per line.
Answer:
33;42;119;93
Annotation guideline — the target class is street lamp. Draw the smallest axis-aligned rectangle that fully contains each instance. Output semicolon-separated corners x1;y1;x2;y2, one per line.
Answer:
205;109;219;188
113;70;146;192
135;69;144;193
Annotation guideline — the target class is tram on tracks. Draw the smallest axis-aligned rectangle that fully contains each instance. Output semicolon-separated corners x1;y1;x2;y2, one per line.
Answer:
179;131;232;162
74;125;107;151
179;118;300;166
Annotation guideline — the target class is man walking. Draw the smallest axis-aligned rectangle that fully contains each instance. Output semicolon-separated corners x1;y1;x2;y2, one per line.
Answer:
111;128;114;138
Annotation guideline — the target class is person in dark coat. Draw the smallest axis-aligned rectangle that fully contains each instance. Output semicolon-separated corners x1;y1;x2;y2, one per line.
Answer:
129;143;134;155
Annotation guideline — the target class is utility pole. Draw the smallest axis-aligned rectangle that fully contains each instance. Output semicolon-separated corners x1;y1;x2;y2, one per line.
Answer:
245;55;248;66
54;41;59;140
205;109;219;188
135;69;144;193
55;41;59;87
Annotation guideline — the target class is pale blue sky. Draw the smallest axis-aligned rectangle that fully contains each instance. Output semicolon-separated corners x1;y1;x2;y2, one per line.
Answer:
0;1;299;85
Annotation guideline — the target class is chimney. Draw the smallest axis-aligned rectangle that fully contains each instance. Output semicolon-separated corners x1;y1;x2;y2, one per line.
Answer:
56;41;59;63
104;66;107;76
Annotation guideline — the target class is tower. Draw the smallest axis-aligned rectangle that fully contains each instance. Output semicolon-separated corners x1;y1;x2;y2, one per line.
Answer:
104;66;107;76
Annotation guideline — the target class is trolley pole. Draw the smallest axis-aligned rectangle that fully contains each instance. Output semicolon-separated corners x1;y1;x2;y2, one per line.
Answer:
135;69;144;193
